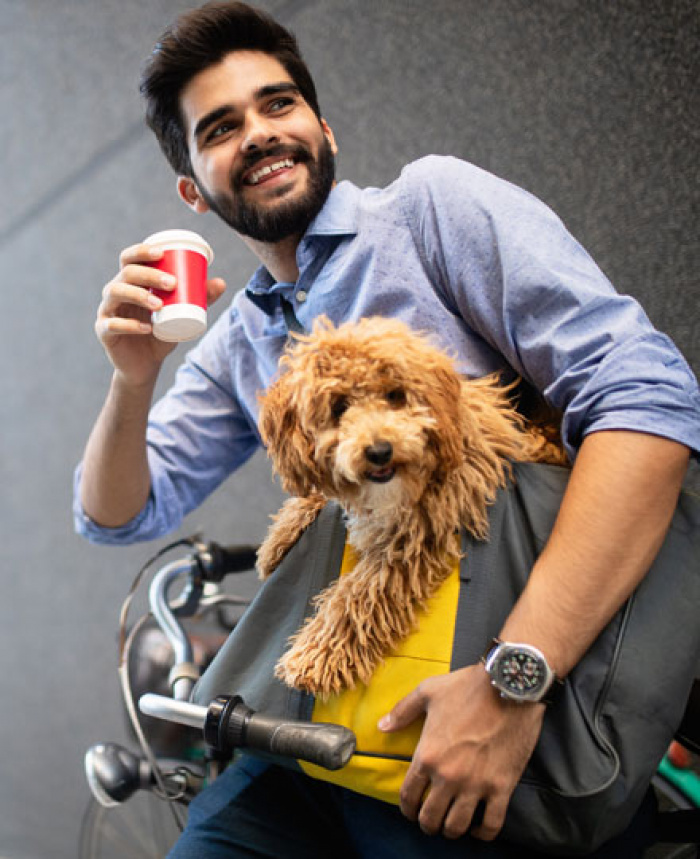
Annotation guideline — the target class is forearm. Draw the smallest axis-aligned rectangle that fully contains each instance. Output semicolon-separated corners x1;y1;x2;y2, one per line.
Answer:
499;430;690;677
80;371;157;528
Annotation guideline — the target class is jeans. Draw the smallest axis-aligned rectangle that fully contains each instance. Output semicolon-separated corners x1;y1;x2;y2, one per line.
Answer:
168;755;657;858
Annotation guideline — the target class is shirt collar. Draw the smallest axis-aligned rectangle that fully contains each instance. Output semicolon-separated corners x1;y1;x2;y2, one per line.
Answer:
304;179;361;237
246;180;361;311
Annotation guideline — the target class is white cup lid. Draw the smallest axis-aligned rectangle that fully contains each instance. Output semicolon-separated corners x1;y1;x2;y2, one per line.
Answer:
144;229;214;264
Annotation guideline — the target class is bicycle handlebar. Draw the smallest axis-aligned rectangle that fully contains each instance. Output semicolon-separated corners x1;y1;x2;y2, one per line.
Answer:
148;541;259;700
196;542;259;582
139;693;356;771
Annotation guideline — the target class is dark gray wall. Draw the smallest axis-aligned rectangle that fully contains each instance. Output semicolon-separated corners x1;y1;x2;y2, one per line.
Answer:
1;1;697;856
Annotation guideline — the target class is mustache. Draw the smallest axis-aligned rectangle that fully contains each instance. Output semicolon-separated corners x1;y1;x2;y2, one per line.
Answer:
233;144;313;189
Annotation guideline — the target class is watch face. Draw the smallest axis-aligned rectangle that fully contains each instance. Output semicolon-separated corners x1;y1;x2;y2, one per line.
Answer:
492;646;548;701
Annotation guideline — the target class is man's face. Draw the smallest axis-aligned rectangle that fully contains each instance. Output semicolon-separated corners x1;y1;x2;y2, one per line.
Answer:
178;51;337;243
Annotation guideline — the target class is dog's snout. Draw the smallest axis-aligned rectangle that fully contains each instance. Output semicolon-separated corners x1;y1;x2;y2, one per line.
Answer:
364;441;393;467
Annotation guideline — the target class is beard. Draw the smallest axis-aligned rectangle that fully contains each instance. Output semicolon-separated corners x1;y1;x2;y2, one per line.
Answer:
195;136;336;243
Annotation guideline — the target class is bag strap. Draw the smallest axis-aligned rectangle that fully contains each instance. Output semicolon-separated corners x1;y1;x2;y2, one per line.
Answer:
451;504;503;669
451;462;568;670
293;502;347;719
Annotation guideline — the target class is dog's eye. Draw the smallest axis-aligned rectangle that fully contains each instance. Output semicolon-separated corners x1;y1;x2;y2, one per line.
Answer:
386;388;407;408
330;395;349;423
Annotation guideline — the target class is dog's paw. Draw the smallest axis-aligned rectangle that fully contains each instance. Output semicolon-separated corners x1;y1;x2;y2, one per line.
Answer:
256;541;287;580
256;494;327;579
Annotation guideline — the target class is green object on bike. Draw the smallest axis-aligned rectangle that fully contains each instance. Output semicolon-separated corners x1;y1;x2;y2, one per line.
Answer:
658;756;700;807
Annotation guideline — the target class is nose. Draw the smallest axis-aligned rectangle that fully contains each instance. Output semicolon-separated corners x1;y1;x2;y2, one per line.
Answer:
241;112;279;153
364;441;393;467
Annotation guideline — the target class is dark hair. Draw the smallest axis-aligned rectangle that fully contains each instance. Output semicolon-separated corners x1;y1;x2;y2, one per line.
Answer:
140;1;321;177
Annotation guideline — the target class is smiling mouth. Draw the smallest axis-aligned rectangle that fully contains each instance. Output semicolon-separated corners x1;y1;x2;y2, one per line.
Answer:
365;466;396;484
245;157;297;186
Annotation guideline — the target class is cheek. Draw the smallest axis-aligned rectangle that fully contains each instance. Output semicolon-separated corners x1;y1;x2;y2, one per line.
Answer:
196;149;238;195
312;428;340;470
294;118;332;160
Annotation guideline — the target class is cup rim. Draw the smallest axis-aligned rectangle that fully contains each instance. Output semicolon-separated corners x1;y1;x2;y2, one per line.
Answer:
144;229;214;264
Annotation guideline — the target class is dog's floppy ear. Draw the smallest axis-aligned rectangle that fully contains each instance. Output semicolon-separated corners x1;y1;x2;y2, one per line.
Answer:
422;362;466;473
258;371;323;498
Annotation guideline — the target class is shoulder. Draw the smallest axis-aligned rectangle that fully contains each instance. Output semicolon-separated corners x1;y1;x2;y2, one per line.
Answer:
399;156;554;211
348;156;494;219
400;154;484;184
397;155;507;196
395;155;566;238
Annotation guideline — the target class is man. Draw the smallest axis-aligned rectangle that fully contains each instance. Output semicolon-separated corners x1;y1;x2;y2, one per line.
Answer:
74;2;699;856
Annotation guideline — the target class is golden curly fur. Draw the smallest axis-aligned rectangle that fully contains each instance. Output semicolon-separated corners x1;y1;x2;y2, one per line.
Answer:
257;317;567;699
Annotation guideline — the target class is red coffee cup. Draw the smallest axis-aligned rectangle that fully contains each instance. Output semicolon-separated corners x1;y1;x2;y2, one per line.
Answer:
144;229;214;342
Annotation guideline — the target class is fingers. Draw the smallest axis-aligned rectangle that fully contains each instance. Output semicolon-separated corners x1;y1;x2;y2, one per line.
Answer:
102;245;225;333
378;680;430;733
399;765;430;822
102;265;176;311
95;315;152;339
118;242;164;268
400;749;480;835
403;770;508;842
441;796;482;840
469;793;510;841
420;785;475;839
98;253;177;340
388;669;540;844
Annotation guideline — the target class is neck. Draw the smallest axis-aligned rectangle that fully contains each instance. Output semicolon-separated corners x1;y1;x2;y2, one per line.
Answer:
242;233;301;283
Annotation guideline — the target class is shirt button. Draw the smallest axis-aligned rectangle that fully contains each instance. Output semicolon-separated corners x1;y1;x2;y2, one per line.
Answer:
296;290;308;303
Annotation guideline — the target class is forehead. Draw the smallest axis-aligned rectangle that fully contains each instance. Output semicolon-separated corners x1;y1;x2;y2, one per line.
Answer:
311;347;398;389
179;50;294;137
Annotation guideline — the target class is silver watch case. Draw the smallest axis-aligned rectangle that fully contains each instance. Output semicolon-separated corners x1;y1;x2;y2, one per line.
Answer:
484;641;555;704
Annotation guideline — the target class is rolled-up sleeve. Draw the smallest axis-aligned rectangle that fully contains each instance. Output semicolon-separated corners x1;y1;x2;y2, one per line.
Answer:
73;307;261;544
408;156;700;458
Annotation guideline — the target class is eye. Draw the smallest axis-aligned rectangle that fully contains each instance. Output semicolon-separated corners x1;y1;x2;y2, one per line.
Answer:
330;395;349;423
207;121;237;143
268;96;295;113
386;388;407;408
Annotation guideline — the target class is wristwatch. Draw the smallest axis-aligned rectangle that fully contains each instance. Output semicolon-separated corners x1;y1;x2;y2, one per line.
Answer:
482;638;563;705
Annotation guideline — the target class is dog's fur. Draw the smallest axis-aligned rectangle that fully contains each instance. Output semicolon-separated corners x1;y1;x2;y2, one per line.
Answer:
257;317;567;699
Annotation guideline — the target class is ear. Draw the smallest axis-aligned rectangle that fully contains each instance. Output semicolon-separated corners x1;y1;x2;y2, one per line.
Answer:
258;376;322;498
456;373;527;468
424;364;465;472
176;176;210;214
320;119;338;156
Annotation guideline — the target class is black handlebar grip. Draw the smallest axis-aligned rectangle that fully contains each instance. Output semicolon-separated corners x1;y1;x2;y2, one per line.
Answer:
245;713;356;771
205;696;356;771
199;543;259;581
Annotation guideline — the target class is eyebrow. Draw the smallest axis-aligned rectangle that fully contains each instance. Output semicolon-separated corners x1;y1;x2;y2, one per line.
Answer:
192;82;302;142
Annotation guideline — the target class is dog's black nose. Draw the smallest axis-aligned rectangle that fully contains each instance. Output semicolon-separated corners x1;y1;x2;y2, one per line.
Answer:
365;441;393;467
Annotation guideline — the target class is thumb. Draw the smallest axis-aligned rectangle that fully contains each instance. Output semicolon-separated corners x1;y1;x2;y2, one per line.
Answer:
206;276;227;306
378;684;428;733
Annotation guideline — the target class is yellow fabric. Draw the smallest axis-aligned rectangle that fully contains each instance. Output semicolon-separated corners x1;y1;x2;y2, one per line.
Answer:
299;544;460;805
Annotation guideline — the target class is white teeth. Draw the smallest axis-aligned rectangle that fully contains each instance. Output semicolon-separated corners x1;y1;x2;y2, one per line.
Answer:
248;158;295;185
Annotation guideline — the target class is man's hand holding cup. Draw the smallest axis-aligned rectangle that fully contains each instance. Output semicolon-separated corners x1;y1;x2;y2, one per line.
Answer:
97;230;224;387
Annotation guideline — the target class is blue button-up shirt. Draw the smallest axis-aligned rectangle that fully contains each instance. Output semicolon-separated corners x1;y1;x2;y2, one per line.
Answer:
74;156;700;544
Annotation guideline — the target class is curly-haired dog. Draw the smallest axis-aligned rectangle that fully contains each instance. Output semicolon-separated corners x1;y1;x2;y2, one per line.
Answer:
257;317;567;699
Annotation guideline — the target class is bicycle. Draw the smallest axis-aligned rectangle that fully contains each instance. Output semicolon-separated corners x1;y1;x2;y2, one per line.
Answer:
80;538;700;858
80;537;355;859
